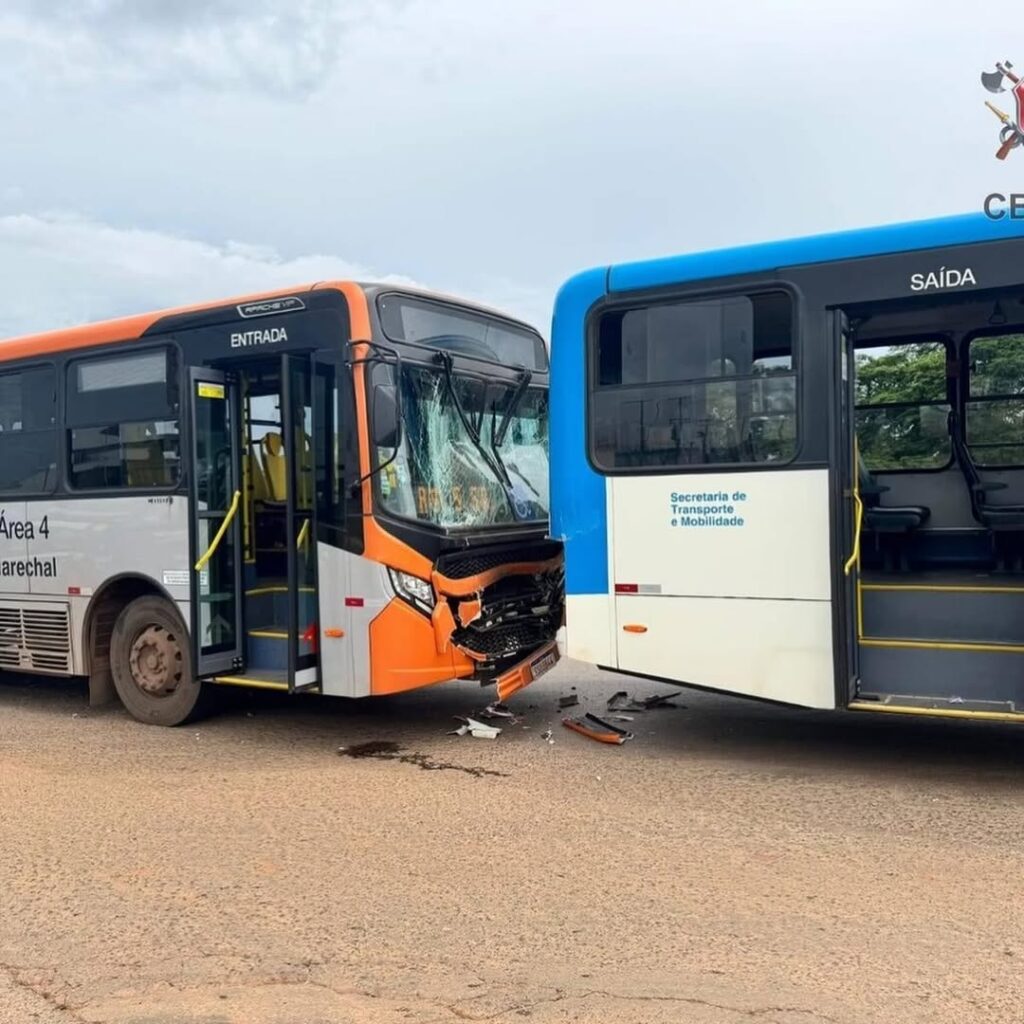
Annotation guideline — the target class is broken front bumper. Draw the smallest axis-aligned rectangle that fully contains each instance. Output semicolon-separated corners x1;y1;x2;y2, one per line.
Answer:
494;640;560;703
428;540;565;698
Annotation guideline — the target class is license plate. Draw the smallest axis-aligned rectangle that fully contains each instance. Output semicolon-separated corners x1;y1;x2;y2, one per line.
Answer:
530;648;558;680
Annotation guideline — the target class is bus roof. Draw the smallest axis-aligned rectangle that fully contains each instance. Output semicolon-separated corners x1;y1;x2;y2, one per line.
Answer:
0;282;340;363
558;211;1024;303
0;279;539;365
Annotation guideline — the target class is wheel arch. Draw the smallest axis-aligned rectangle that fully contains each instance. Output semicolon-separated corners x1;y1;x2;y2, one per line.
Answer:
82;573;185;706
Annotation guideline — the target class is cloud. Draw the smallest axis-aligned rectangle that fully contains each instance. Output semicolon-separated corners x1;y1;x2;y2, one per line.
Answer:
0;0;397;97
0;212;420;338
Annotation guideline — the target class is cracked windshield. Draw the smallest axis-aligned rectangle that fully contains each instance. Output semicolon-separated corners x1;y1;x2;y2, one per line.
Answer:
376;364;549;528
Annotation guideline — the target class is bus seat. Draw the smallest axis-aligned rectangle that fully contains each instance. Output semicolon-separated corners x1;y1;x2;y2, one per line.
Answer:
261;432;288;501
247;448;270;501
950;411;1024;530
858;454;930;533
123;425;169;488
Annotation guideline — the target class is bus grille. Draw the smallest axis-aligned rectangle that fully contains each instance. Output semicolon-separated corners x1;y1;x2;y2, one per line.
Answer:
0;603;72;674
450;566;563;667
436;540;562;580
456;619;553;659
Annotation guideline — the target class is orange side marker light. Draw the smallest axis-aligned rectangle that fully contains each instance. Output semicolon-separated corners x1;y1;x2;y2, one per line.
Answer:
323;628;345;639
622;624;648;634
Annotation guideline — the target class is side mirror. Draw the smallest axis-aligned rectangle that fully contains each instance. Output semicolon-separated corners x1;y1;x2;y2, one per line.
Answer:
372;384;401;450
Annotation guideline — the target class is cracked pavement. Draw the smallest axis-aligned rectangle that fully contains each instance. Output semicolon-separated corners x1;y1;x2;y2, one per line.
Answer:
2;663;1024;1023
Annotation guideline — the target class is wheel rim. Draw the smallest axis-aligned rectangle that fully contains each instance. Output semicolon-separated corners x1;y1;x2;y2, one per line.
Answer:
128;624;184;698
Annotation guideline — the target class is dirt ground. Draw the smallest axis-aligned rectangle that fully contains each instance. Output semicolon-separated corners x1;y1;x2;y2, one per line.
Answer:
1;662;1023;1024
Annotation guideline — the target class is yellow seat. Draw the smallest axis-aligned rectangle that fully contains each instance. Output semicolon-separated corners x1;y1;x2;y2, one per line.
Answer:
261;432;287;501
247;449;270;501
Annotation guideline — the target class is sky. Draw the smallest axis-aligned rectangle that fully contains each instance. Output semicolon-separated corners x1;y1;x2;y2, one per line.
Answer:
0;0;1021;338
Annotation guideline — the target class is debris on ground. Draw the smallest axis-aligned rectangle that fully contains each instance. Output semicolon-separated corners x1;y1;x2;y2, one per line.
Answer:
562;713;633;745
450;716;502;739
540;729;554;744
606;713;635;723
479;702;516;720
607;689;683;712
557;694;579;709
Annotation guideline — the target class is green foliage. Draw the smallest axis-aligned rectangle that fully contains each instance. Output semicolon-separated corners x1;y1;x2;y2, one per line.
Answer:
855;343;949;471
965;333;1024;466
855;335;1024;470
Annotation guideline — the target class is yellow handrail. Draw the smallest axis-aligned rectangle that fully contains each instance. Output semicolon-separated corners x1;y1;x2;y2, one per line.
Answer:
296;518;310;552
843;438;863;577
194;490;241;572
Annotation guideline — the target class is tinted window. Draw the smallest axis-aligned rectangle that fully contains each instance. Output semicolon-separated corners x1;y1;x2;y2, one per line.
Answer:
967;332;1024;466
0;366;57;493
590;292;796;471
378;294;547;371
66;348;180;490
855;341;950;471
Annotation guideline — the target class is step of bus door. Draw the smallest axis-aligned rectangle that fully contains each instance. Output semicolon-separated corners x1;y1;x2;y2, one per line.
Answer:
860;581;1024;646
213;668;290;692
858;641;1024;709
244;584;290;628
246;627;289;672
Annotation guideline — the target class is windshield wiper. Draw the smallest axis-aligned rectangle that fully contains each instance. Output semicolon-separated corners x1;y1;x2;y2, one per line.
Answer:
493;367;532;448
486;367;542;501
433;352;516;501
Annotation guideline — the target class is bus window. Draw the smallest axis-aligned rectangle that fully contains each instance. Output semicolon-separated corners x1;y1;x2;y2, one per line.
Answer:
590;291;796;470
0;365;57;494
854;341;950;471
966;332;1024;467
66;347;180;490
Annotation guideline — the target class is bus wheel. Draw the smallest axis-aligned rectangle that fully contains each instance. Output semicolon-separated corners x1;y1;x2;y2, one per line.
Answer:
110;596;204;726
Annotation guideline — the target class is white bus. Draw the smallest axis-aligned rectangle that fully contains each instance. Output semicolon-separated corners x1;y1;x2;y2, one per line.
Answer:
551;213;1024;723
0;282;562;725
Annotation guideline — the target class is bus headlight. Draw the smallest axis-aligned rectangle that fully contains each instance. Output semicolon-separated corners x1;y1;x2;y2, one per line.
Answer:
388;569;435;613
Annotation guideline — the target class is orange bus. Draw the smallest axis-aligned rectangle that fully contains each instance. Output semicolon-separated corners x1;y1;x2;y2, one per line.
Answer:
0;282;562;725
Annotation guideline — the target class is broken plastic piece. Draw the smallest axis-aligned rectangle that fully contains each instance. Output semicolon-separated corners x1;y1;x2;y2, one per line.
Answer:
639;691;681;709
562;713;633;745
479;702;516;719
607;689;681;712
557;694;579;709
449;716;501;739
607;691;647;713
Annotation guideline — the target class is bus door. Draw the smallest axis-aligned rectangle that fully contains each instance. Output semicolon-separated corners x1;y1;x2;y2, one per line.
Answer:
282;353;319;692
188;368;245;678
837;310;860;703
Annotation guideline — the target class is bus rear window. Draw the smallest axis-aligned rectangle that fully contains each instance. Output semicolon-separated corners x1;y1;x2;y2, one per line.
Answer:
377;294;547;371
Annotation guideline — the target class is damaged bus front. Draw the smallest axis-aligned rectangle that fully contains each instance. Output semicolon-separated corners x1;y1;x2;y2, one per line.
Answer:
345;288;563;702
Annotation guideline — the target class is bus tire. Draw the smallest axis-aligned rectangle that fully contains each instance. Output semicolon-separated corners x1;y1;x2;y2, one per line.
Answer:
109;595;207;727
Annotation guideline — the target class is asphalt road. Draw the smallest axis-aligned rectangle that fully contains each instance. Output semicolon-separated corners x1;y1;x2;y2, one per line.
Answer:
2;662;1024;1024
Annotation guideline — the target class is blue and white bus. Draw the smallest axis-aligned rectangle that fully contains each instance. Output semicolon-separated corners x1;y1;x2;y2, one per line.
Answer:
551;213;1024;722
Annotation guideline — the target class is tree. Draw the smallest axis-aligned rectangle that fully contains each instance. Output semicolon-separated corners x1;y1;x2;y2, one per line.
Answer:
856;334;1024;470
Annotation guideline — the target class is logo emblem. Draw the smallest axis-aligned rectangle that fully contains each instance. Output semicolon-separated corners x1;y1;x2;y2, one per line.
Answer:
982;61;1024;159
236;296;305;318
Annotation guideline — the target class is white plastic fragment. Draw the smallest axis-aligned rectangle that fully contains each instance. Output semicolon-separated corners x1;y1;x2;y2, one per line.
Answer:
450;716;501;739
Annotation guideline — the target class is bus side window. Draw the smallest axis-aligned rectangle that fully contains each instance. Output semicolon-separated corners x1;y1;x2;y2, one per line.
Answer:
65;347;180;491
0;365;58;494
589;291;797;471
